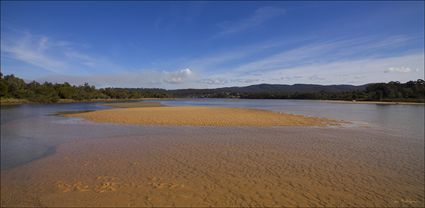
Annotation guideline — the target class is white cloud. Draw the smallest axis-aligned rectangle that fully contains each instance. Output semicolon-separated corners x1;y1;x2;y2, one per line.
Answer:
231;78;261;84
1;31;197;88
1;31;122;75
163;68;193;84
37;68;197;88
198;78;228;85
183;34;423;88
186;36;311;75
384;66;414;73
2;28;423;89
245;53;424;85
189;35;424;88
1;34;67;73
192;52;424;88
230;35;417;75
215;6;285;37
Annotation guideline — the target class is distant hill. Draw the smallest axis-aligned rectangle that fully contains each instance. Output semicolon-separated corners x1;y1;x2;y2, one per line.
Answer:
1;73;424;103
217;83;368;93
169;83;369;97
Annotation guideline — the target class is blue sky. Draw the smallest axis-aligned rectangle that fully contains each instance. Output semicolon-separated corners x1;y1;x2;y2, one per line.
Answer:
1;1;424;88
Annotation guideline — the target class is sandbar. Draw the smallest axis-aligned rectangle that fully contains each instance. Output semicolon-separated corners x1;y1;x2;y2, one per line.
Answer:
66;106;340;126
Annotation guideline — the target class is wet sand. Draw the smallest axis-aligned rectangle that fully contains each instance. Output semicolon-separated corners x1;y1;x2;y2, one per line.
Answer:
1;126;423;207
65;106;340;126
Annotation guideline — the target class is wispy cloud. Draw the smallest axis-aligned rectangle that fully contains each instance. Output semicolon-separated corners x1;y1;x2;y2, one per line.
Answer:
2;28;423;89
187;34;418;85
231;35;418;74
198;78;228;85
1;33;67;73
37;68;196;89
1;29;200;88
207;53;424;86
187;36;311;74
384;66;417;73
192;35;424;87
1;30;121;75
214;6;285;38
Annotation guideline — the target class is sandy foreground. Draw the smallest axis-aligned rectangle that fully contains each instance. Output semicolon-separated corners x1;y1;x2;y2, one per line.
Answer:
1;126;424;207
65;106;340;126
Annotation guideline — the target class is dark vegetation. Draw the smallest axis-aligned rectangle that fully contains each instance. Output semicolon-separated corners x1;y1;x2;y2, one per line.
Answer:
1;73;424;103
0;73;168;103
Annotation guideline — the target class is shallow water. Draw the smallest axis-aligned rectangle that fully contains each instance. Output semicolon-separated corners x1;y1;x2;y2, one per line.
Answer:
1;99;424;207
162;99;424;138
1;126;424;207
1;99;423;170
1;103;108;169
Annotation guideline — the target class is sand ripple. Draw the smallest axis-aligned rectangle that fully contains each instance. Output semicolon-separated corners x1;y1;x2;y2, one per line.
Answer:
1;126;423;207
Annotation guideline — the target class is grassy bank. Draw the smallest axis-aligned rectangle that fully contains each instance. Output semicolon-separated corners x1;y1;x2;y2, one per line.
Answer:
0;98;32;105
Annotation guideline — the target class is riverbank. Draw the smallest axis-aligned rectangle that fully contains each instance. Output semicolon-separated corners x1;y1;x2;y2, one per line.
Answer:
0;98;32;105
320;99;425;105
65;106;341;126
0;98;174;106
2;97;423;106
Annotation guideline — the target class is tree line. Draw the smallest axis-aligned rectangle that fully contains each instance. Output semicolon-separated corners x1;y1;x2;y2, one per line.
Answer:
0;73;169;103
234;80;425;101
0;73;424;103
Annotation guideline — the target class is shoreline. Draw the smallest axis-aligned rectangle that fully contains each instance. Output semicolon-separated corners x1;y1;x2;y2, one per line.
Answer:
2;97;423;106
318;99;425;105
0;98;175;106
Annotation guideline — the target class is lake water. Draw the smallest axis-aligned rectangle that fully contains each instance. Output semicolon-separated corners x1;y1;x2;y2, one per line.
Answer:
1;99;424;170
163;99;424;137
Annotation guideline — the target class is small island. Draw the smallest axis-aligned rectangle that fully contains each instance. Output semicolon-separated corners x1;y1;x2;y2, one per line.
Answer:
66;105;341;127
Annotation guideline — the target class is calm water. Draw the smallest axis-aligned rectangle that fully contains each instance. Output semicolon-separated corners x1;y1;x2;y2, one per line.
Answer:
1;99;424;170
163;99;425;137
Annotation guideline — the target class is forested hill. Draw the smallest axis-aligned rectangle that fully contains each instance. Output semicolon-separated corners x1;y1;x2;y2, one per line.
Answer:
0;73;424;103
170;84;367;98
223;83;366;93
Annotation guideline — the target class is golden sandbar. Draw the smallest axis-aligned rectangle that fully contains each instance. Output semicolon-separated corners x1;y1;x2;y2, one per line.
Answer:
66;106;339;126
